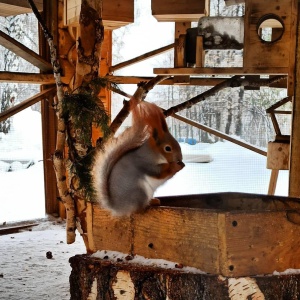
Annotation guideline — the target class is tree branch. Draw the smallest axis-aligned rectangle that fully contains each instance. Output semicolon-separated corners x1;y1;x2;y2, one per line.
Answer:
109;75;170;134
164;75;287;117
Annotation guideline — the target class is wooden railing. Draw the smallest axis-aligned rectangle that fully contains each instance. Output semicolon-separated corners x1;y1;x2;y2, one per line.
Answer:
0;87;56;122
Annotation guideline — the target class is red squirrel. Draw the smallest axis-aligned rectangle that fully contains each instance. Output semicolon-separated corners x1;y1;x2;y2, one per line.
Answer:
92;99;185;216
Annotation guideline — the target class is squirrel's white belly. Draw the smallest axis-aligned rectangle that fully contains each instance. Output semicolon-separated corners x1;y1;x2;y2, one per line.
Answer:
143;175;166;199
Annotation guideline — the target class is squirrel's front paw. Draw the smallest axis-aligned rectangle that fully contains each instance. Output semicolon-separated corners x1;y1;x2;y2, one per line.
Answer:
149;198;161;206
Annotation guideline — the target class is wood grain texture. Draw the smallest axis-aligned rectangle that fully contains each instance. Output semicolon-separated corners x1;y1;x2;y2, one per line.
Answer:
151;0;206;22
65;0;134;29
133;207;220;274
69;254;300;300
92;205;132;254
91;193;300;277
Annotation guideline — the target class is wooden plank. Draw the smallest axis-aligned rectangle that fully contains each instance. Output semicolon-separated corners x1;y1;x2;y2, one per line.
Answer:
92;205;132;254
0;71;55;84
65;0;134;29
41;0;60;216
173;24;190;83
0;87;56;122
223;211;300;276
287;0;297;96
289;1;300;198
174;35;185;67
107;75;287;88
195;36;204;67
90;193;300;277
133;207;220;274
0;223;38;235
0;0;43;17
0;30;52;72
171;113;267;156
109;43;174;73
151;0;206;22
153;67;289;75
0;0;43;9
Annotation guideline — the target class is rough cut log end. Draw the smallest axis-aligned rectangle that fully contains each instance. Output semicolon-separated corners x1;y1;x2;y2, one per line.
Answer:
69;254;300;300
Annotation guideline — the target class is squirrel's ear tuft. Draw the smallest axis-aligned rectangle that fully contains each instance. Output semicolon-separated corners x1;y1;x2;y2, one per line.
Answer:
132;101;169;135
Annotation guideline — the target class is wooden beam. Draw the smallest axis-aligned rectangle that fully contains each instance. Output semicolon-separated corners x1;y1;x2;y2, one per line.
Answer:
0;223;38;235
0;87;56;122
154;67;289;76
0;0;43;9
0;71;55;84
107;75;287;88
0;0;43;17
0;29;52;72
170;113;267;156
109;43;174;73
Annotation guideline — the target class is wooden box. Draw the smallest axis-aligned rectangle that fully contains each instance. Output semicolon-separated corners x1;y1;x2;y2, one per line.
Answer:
64;0;134;30
88;192;300;277
151;0;207;22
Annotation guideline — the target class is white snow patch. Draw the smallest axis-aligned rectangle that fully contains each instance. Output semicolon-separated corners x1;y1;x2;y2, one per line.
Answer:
92;250;206;274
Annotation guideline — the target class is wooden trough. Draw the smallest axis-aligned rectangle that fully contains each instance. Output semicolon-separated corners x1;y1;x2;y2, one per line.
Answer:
83;192;300;278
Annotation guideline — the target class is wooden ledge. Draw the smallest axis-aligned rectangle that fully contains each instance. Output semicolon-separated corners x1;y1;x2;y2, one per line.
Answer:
153;67;289;76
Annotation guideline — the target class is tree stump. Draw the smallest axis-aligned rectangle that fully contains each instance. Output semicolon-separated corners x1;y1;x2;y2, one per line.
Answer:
69;254;300;300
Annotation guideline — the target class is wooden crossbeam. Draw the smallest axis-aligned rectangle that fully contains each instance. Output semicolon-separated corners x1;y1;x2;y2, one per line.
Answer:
0;71;55;84
170;112;267;156
107;75;233;86
109;43;174;73
0;87;56;122
154;67;289;76
0;29;52;72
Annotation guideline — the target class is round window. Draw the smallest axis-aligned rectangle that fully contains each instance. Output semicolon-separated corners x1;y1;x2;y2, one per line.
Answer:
257;14;284;43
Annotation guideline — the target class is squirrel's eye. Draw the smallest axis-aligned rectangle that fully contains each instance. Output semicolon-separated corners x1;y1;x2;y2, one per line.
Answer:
165;145;172;152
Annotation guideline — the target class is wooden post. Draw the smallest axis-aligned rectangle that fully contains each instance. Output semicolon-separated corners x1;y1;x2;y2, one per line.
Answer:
40;0;60;215
195;35;204;67
289;2;300;198
174;22;190;84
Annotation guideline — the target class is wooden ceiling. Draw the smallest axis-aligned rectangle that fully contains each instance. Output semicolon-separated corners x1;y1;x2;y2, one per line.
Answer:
0;0;43;17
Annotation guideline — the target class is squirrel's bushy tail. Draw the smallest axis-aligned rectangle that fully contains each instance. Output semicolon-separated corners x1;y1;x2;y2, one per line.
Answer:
92;101;150;211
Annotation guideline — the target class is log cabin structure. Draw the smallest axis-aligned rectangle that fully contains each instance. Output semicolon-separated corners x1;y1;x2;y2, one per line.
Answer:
1;0;300;298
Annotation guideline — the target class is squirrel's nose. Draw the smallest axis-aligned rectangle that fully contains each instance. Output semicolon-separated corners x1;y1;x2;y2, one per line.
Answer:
177;161;185;168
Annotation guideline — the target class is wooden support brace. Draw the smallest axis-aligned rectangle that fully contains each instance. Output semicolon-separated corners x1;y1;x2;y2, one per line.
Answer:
268;169;279;195
195;35;205;67
174;34;190;83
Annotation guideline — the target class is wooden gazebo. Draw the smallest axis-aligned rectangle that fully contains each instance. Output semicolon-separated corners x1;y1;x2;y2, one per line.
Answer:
1;0;300;298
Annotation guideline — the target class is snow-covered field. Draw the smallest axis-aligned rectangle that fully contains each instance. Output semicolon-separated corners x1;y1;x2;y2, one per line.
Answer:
0;108;290;299
0;219;86;300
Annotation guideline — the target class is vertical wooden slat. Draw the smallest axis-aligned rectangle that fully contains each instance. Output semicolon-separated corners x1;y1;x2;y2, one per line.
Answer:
40;0;60;215
289;2;300;198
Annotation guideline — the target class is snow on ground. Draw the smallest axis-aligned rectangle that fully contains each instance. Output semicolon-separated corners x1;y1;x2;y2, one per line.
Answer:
0;218;86;300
